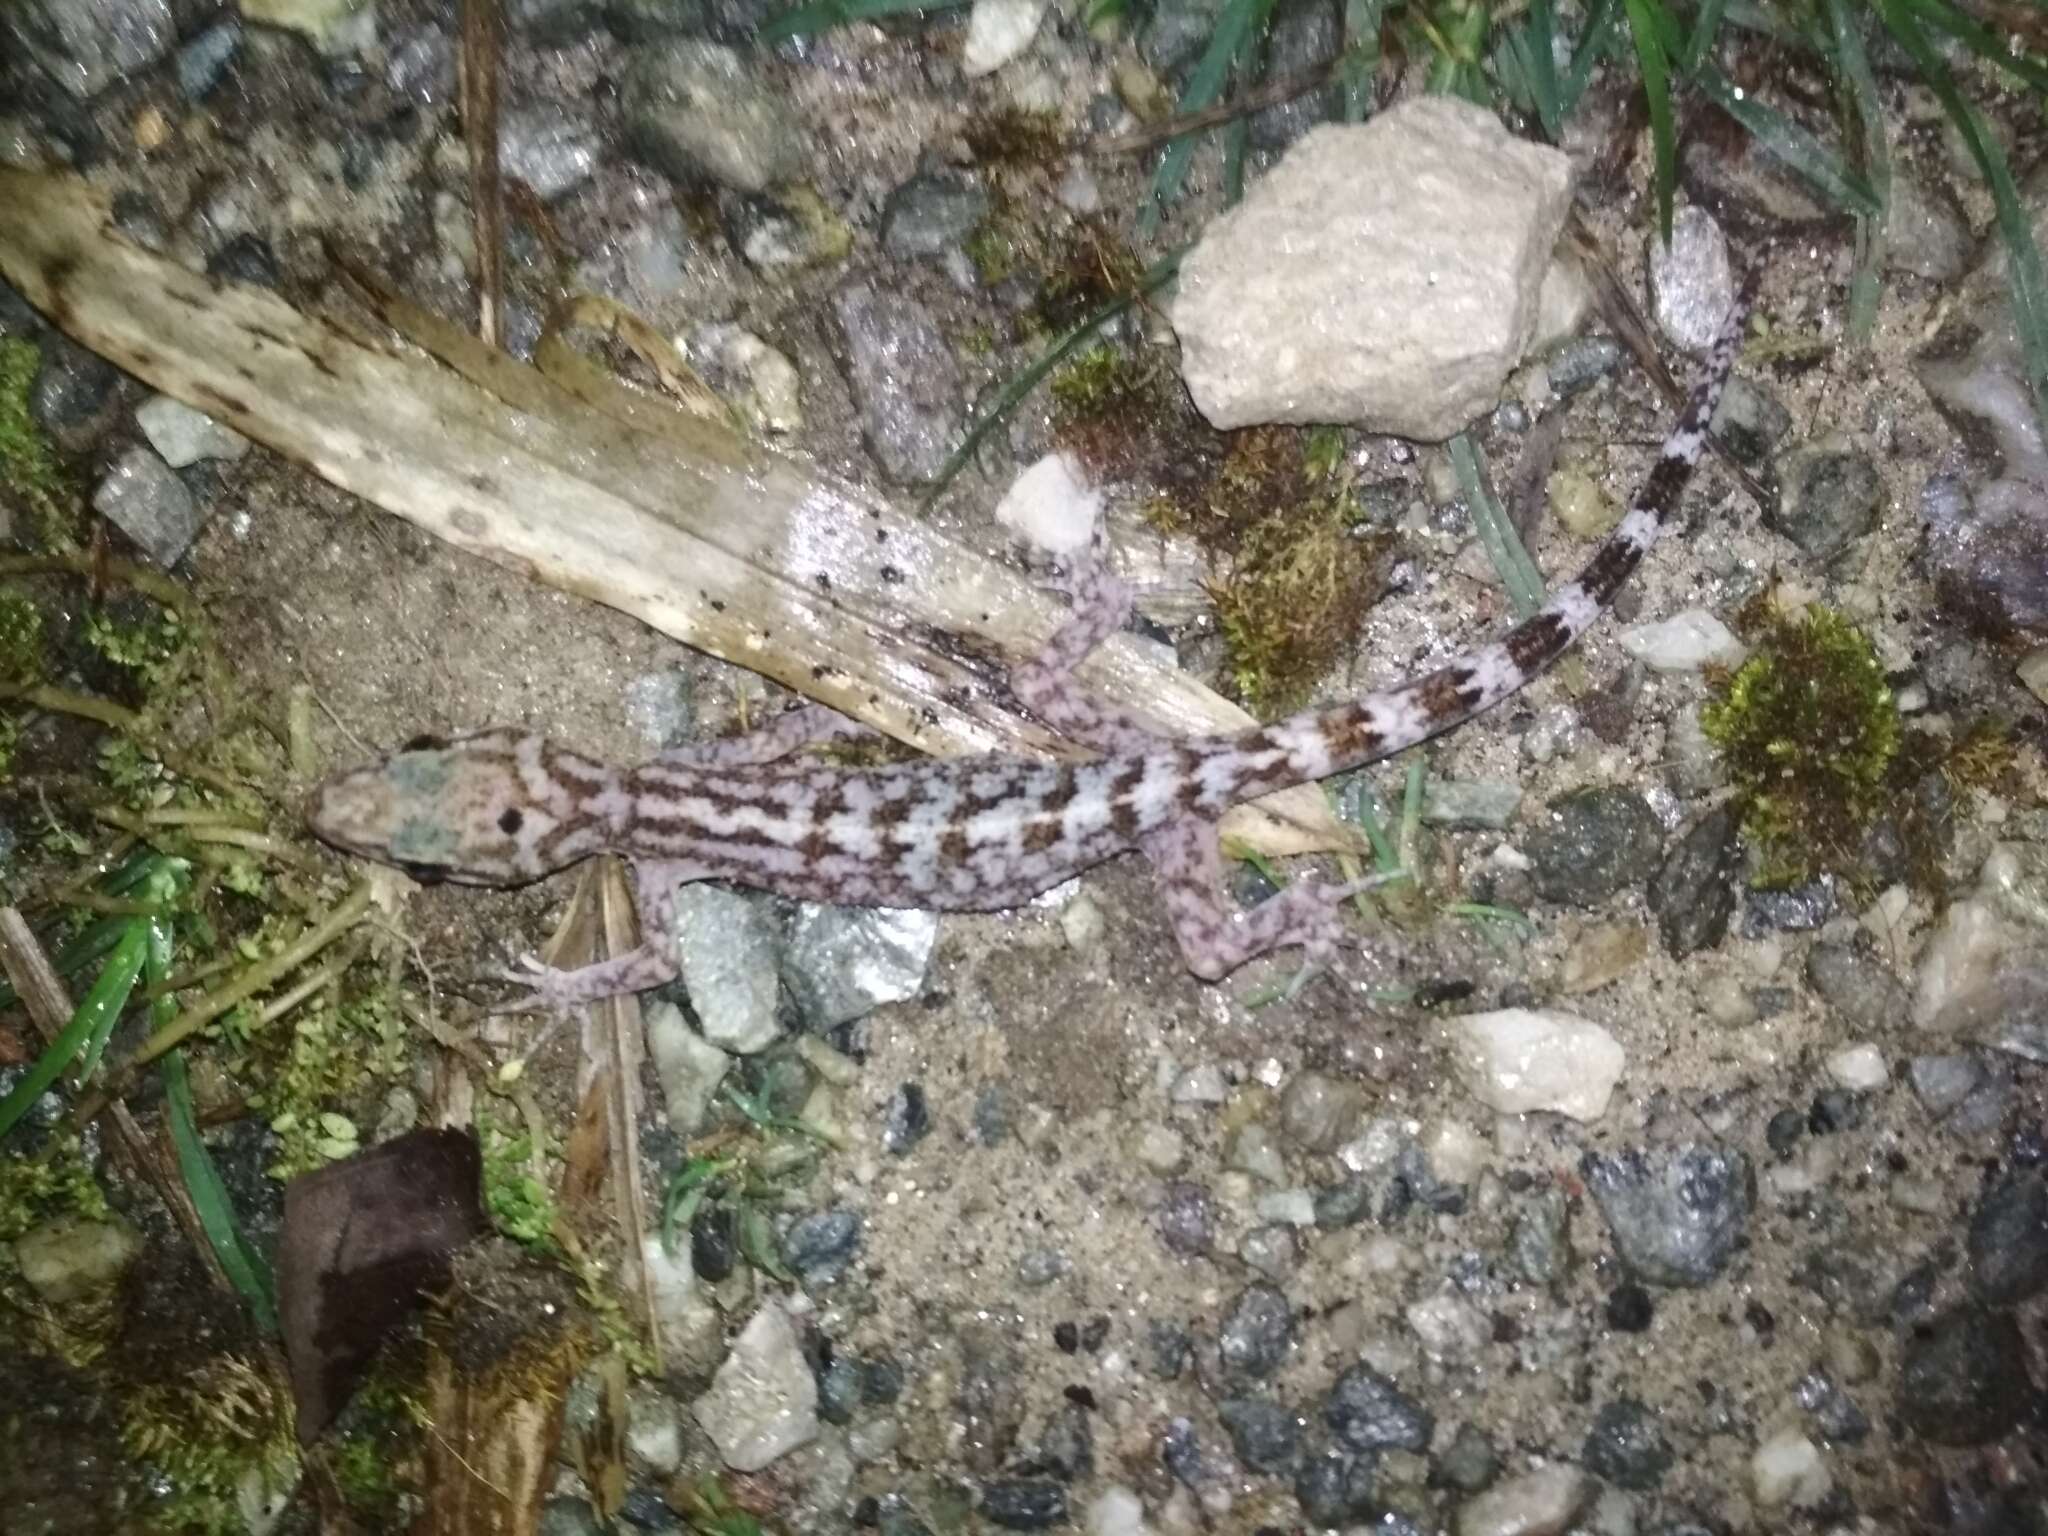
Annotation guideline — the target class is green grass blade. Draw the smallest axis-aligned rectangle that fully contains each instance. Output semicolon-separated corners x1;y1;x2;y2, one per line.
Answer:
1681;0;1729;72
1876;0;2048;438
1338;0;1384;121
162;1048;279;1334
1619;0;1678;243
1139;0;1277;235
1502;0;1564;138
1449;434;1545;618
1692;66;1881;216
1825;0;1890;344
0;918;148;1139
756;0;968;43
1906;0;2048;95
923;246;1185;503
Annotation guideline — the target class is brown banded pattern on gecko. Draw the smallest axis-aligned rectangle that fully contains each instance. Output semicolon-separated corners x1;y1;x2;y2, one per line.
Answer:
309;270;1755;1009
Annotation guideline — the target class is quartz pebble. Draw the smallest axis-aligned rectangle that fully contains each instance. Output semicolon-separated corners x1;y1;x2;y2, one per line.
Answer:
1447;1008;1625;1121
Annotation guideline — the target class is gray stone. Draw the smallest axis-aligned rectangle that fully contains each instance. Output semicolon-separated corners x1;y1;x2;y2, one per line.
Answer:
1217;1282;1292;1378
1768;442;1883;562
693;1300;819;1470
1544;334;1623;396
880;171;989;260
1277;1070;1361;1151
1647;205;1735;353
93;447;202;566
1324;1362;1432;1452
1435;1422;1499;1493
175;18;241;100
1708;375;1792;465
500;104;601;200
1648;805;1740;956
33;334;117;430
1294;1447;1377;1525
11;0;174;99
979;1481;1066;1530
620;40;800;194
1967;1166;2048;1306
1897;1306;2036;1446
782;1207;861;1283
1421;778;1523;830
881;1081;929;1154
673;885;782;1053
1582;1398;1673;1490
643;1000;731;1136
1908;1053;1982;1115
1172;101;1572;440
1525;787;1664;906
1804;941;1910;1031
1156;1181;1214;1255
780;902;935;1028
1794;1369;1870;1444
1217;1397;1299;1473
1582;1143;1752;1287
831;282;963;484
1920;473;2048;638
1238;1222;1299;1279
1886;172;1971;282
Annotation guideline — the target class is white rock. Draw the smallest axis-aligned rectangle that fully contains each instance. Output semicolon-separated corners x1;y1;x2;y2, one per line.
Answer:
1648;205;1735;352
692;1299;820;1471
1617;608;1746;673
961;0;1048;76
643;1230;722;1373
1447;1008;1626;1121
136;394;250;466
14;1214;142;1304
1171;1063;1229;1104
1134;1124;1187;1172
1455;1463;1592;1536
1172;100;1572;440
1406;1288;1490;1356
1425;1117;1490;1185
626;1385;684;1475
995;451;1103;556
1751;1429;1831;1508
1824;1043;1889;1090
1913;897;2023;1028
242;0;377;54
1086;1487;1152;1536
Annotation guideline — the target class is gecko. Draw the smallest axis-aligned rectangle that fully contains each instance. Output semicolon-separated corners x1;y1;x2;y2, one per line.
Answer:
309;271;1754;1010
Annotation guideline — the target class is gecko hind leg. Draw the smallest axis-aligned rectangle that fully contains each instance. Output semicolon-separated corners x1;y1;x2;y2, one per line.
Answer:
652;704;875;771
1143;814;1398;982
1010;549;1171;756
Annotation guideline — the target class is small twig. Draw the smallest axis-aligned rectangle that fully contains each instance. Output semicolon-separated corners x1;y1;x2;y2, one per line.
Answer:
0;549;196;616
1087;58;1341;158
459;0;506;348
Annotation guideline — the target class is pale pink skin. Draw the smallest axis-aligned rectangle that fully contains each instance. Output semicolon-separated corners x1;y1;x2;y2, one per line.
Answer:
309;279;1753;1009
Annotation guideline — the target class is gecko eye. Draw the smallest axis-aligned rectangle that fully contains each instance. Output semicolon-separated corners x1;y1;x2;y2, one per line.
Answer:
398;860;451;885
497;808;523;834
401;733;447;753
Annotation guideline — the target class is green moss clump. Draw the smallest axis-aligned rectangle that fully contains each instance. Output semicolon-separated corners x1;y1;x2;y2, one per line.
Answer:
0;586;42;685
1701;604;1899;885
0;339;74;547
120;1355;299;1535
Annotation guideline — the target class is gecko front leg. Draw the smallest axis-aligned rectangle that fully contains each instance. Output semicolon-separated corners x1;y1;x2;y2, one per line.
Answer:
1011;549;1173;756
492;856;700;1013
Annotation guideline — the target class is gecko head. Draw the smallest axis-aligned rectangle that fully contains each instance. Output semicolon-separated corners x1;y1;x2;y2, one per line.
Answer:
307;728;552;885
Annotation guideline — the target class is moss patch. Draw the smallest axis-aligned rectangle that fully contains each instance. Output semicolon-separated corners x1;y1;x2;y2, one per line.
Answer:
1702;604;1899;886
